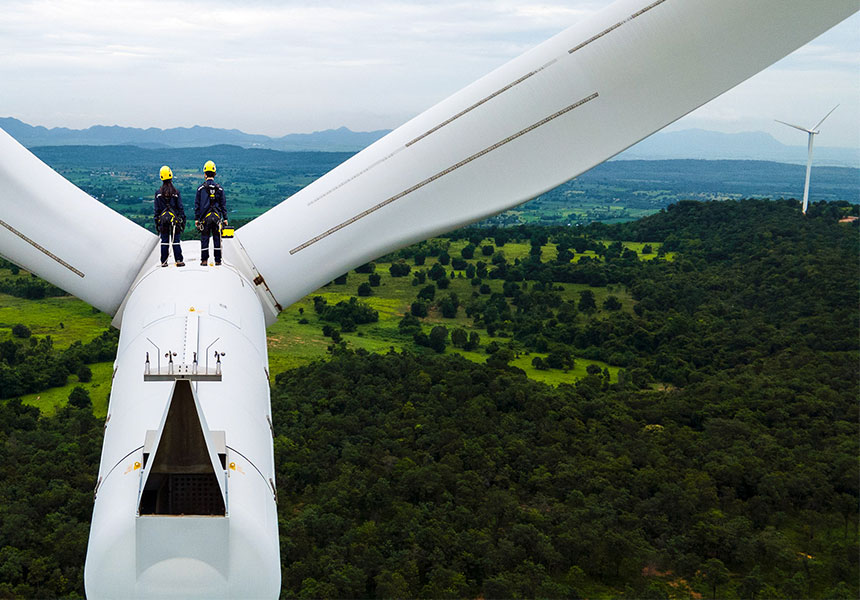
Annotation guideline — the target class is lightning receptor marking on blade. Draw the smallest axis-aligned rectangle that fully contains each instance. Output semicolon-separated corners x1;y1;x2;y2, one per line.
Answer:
569;0;669;54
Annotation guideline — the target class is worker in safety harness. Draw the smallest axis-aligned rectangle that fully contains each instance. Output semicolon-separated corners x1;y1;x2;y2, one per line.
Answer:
154;165;186;267
194;160;227;266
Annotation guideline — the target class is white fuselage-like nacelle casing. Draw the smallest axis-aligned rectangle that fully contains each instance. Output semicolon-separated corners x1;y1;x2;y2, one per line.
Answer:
84;242;280;599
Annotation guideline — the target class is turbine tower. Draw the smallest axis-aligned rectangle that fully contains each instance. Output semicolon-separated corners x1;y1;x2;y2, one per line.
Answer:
776;105;839;214
0;0;856;598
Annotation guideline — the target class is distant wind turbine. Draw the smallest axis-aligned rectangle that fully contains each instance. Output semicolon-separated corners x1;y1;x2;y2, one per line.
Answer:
776;105;839;214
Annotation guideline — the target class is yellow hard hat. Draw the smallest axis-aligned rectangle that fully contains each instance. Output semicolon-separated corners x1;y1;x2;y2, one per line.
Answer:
203;160;216;174
159;165;173;180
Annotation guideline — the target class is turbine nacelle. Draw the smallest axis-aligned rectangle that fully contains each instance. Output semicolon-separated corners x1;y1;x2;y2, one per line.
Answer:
84;245;280;598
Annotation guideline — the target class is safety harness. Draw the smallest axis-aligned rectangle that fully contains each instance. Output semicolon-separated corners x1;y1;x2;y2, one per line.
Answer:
158;209;176;231
202;183;222;230
157;191;180;233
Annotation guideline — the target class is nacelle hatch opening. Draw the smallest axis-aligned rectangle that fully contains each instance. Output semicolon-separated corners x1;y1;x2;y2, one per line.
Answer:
138;380;227;516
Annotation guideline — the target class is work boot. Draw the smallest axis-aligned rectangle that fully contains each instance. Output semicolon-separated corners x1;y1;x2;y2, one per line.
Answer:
200;260;208;267
215;261;222;266
176;261;185;267
161;262;168;268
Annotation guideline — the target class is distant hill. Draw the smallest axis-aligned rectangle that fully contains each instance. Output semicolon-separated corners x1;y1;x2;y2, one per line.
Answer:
0;117;388;152
618;128;859;167
2;116;857;166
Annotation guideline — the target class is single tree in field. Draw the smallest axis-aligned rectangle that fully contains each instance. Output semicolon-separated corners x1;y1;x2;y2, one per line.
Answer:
428;326;448;353
68;386;92;409
578;290;596;312
12;324;30;338
418;285;436;302
78;365;93;383
411;301;428;318
603;295;622;311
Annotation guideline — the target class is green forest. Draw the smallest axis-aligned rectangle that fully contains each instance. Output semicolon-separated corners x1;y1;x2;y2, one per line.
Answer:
0;198;858;598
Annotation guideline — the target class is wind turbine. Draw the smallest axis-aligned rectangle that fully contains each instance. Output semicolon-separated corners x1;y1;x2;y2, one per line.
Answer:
0;0;856;598
776;105;839;214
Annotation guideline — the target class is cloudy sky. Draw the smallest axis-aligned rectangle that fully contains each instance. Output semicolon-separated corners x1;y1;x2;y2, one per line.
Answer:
1;0;858;147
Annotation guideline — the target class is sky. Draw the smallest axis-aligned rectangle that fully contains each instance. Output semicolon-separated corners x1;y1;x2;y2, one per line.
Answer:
1;0;858;148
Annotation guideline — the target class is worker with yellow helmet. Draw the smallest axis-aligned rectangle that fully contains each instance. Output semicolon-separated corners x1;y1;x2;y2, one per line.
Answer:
194;160;227;266
154;165;186;267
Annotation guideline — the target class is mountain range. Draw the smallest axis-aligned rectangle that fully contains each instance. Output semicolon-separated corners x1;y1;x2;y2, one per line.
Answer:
616;128;858;167
1;117;857;167
0;117;388;152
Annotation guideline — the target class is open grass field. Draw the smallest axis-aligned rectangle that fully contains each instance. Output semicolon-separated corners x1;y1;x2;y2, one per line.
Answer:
0;291;112;347
265;237;651;385
19;361;114;417
615;240;676;261
4;236;666;413
455;347;619;385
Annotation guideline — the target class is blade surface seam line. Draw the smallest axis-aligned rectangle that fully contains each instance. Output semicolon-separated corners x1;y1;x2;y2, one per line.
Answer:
290;92;598;255
0;218;85;277
405;58;559;148
569;0;668;54
307;147;405;207
306;59;560;208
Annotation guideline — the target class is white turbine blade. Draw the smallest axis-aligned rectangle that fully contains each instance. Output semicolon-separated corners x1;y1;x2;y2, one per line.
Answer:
0;128;157;314
812;104;839;132
775;119;813;134
235;0;858;311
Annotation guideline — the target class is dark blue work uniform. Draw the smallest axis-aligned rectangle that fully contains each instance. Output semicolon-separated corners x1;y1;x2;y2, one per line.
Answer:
154;189;185;264
195;178;227;264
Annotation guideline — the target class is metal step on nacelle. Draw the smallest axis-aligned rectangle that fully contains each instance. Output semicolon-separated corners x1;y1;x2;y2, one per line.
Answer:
144;349;225;381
